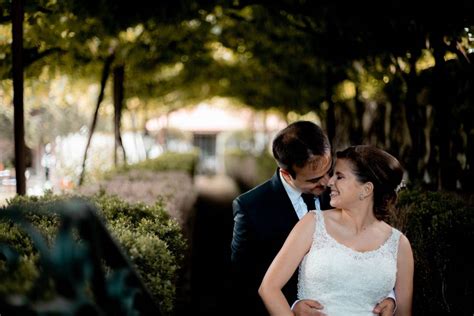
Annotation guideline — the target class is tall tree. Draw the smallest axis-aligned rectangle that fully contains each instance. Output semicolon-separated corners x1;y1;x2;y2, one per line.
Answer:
11;0;25;194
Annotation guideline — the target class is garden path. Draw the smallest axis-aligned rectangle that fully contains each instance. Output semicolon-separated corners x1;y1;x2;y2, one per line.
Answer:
175;174;239;316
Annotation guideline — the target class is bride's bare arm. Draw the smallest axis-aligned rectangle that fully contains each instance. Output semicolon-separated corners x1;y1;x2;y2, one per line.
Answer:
394;234;414;316
259;212;316;315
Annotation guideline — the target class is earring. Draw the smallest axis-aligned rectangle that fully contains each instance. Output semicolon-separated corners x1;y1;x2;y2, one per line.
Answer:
358;193;364;200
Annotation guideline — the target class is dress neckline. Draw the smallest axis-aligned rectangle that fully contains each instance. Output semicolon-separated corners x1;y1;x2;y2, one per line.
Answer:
316;210;394;255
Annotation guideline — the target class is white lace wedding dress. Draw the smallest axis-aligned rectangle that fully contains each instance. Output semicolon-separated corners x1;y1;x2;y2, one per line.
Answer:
298;210;401;316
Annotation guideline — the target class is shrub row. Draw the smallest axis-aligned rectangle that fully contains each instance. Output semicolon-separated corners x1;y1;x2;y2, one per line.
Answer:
0;192;186;315
111;151;199;177
224;149;276;191
77;170;197;227
393;190;474;315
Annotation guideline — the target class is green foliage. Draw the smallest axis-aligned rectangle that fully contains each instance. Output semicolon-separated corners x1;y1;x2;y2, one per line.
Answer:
225;148;275;191
111;222;176;313
0;195;77;302
0;196;60;298
0;193;186;315
93;194;186;266
0;251;39;295
112;151;199;177
92;193;187;314
1;0;473;192
393;190;474;315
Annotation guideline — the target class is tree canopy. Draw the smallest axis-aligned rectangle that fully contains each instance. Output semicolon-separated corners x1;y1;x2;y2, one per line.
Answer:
1;0;473;190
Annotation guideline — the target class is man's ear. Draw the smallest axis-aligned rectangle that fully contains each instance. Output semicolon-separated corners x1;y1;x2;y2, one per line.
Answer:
280;168;293;181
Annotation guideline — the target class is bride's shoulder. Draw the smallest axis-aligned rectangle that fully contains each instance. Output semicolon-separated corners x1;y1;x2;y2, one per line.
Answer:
322;208;340;220
301;210;318;222
305;209;335;219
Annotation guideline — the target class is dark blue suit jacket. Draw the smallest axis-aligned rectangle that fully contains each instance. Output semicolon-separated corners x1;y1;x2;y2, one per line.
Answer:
231;170;331;315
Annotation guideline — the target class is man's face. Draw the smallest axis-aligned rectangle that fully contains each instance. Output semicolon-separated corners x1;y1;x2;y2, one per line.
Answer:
282;152;333;196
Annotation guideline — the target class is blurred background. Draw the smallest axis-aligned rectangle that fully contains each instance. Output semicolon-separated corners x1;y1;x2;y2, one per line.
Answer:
0;0;473;196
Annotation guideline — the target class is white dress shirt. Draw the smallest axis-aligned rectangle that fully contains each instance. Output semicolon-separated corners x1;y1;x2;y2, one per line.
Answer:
279;171;321;219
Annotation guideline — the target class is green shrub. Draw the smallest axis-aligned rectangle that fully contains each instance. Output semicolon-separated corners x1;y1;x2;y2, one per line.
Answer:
0;250;39;296
111;151;199;177
0;193;186;315
255;150;278;178
76;170;197;227
393;190;474;315
225;149;276;190
0;194;63;300
92;194;186;314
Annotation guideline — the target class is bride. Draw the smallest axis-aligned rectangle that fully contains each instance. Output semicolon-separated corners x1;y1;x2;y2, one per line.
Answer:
259;145;413;316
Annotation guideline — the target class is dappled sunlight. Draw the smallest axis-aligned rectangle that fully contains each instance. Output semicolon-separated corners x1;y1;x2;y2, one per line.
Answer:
146;97;286;133
154;62;184;82
119;24;144;42
415;49;436;73
0;24;12;45
208;41;238;64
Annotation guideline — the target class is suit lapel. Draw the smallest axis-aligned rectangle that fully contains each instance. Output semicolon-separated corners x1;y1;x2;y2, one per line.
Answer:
269;169;299;224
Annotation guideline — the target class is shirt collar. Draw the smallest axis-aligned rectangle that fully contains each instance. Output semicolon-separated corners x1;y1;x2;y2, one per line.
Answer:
279;170;303;205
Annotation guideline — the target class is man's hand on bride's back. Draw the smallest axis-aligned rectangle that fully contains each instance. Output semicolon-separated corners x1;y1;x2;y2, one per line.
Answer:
373;297;396;316
293;299;326;316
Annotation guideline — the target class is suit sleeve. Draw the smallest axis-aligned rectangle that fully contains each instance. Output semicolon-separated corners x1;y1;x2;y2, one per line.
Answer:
230;197;261;312
231;197;252;266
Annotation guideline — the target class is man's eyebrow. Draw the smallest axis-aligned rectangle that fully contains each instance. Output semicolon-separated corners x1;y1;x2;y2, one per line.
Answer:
306;175;325;183
305;160;333;183
306;173;327;183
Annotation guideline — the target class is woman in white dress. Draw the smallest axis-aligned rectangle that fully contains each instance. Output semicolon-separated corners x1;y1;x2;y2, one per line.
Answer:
259;145;414;316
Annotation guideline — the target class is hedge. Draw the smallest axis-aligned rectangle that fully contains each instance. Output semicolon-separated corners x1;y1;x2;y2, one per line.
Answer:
224;149;276;191
0;192;186;315
393;189;474;315
110;151;199;177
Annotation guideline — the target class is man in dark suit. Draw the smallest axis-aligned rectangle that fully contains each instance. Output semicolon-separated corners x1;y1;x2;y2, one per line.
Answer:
231;121;395;316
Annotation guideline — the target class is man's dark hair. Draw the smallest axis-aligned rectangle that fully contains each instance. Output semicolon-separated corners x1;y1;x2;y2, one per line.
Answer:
272;121;330;178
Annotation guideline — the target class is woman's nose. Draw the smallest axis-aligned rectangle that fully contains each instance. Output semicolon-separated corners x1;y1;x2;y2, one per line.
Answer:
327;175;335;187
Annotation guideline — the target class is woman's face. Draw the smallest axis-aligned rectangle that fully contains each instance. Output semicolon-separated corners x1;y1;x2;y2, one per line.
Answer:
327;158;367;209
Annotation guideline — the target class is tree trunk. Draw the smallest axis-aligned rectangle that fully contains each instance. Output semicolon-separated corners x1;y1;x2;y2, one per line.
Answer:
461;55;474;192
384;101;391;149
142;101;151;160
431;36;457;190
113;65;126;166
261;111;269;152
78;54;115;186
404;53;426;183
12;0;26;195
465;131;474;192
353;86;365;145
325;70;336;146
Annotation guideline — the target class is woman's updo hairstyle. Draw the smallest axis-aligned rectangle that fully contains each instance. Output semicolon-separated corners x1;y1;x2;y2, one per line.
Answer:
336;145;404;220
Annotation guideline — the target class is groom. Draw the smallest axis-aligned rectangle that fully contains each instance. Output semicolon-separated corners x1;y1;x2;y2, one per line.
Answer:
230;121;395;315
